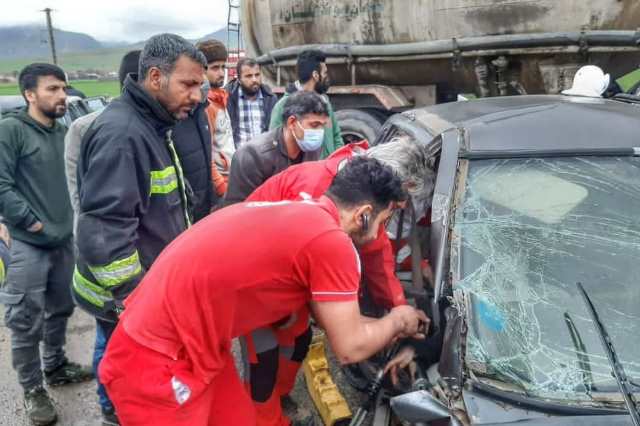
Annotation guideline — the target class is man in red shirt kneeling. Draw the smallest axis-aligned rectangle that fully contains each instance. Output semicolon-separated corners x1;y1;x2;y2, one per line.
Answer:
99;157;428;426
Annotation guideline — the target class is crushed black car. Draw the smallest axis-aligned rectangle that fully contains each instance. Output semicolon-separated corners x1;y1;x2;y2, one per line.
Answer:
362;94;640;426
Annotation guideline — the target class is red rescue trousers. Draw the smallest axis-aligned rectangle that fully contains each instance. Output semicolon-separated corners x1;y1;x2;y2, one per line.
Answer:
100;325;255;426
244;309;313;426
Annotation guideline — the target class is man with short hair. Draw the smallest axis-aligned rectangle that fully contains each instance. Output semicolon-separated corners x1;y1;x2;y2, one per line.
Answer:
269;49;343;158
196;39;235;198
99;157;428;425
74;34;206;424
224;90;328;205
64;49;141;426
227;57;278;147
245;136;434;425
0;63;93;426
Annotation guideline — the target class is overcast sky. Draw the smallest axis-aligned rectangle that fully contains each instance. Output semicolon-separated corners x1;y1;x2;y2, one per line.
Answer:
0;0;230;42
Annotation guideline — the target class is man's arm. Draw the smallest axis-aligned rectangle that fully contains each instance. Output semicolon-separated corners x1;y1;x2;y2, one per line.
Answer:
329;103;344;151
64;113;98;220
0;224;10;284
360;227;407;309
77;132;146;302
311;300;426;364
301;229;427;364
0;124;39;229
224;145;266;205
268;98;285;130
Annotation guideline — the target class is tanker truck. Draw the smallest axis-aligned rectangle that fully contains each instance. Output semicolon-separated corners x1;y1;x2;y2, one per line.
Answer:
240;0;640;142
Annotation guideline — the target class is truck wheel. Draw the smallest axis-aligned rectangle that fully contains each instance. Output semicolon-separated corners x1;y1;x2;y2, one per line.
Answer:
335;109;385;145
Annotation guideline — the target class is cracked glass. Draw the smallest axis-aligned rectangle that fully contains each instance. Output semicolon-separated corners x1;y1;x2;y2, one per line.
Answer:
453;156;640;402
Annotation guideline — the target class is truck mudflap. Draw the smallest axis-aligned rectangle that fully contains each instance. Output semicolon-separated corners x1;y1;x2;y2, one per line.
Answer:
302;334;352;425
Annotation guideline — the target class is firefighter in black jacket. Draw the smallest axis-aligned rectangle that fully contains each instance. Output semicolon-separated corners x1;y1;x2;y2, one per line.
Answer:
73;33;207;424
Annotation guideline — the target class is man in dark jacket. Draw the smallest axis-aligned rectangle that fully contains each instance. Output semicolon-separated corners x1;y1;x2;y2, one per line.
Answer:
172;82;216;222
226;57;278;147
225;91;328;205
64;49;142;426
0;63;93;426
74;34;206;424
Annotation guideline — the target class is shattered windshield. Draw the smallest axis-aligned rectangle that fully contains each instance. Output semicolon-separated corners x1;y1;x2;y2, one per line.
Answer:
453;156;640;402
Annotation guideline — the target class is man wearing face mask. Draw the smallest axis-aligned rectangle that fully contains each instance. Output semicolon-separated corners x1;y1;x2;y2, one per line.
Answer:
224;91;328;205
243;136;434;426
99;157;428;425
269;49;343;159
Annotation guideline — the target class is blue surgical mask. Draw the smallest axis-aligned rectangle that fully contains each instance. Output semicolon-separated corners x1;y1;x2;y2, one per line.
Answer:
294;121;324;152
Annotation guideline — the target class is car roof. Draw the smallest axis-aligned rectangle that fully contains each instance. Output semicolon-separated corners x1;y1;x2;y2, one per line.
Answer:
0;96;25;111
409;95;640;155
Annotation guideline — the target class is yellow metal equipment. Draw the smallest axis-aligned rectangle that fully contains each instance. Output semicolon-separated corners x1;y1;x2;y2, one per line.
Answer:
302;335;352;425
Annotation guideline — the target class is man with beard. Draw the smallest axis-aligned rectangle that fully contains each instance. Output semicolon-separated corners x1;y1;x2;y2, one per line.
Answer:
243;136;434;426
226;57;278;147
196;39;236;198
73;34;206;424
99;157;428;425
269;49;343;159
0;63;93;426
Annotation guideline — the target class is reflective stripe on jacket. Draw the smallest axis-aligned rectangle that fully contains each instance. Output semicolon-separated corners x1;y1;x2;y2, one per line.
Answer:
74;75;190;321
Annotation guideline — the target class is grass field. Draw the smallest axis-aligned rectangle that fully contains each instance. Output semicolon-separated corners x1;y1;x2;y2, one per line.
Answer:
0;47;132;75
0;79;120;98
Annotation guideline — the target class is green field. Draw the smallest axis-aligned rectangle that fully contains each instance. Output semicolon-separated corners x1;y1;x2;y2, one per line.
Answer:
0;47;132;75
0;79;120;98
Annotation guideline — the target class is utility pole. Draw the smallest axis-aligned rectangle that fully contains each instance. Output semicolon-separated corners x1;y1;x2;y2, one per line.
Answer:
42;8;57;65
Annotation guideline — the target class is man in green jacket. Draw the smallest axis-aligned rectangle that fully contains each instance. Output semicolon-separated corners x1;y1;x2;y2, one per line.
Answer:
0;63;92;426
269;49;344;158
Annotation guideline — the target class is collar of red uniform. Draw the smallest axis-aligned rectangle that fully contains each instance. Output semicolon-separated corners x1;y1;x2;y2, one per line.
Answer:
316;195;341;227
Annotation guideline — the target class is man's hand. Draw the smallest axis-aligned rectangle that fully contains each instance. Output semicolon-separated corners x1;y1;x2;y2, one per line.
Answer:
0;224;10;248
389;305;430;339
384;345;416;386
27;221;43;233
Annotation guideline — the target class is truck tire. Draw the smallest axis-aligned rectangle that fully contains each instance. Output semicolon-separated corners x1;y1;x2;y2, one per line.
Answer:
335;109;385;145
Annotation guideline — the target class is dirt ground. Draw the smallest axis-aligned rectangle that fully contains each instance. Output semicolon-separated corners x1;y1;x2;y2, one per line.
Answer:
0;308;370;426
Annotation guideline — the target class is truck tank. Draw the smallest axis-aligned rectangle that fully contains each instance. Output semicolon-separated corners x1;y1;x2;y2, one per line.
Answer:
240;0;640;140
243;0;640;91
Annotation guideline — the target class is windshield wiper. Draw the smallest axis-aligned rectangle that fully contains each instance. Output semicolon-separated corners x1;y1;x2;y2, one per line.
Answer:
564;311;595;395
577;282;640;426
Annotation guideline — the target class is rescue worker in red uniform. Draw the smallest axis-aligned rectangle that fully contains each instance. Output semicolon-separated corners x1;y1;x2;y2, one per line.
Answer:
245;136;434;426
99;157;429;426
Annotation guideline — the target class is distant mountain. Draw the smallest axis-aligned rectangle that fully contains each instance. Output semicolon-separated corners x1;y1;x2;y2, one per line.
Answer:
0;26;241;74
125;28;237;51
197;28;241;49
0;25;102;59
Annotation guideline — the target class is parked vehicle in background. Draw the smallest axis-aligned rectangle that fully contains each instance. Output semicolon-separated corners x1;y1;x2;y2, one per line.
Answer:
0;95;108;125
359;93;640;425
240;0;640;142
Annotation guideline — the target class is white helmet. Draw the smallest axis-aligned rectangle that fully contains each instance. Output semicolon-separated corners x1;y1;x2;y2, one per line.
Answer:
562;65;610;97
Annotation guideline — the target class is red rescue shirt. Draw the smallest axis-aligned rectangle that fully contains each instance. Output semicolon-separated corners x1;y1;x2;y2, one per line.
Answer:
120;196;360;384
248;142;407;308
